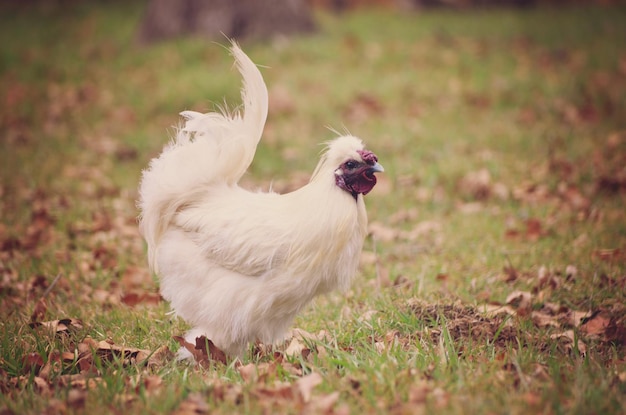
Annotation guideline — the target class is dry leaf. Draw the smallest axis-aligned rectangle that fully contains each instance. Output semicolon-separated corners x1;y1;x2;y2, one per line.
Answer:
22;352;44;374
30;298;47;323
550;330;587;355
174;392;208;415
531;311;559;328
238;362;259;383
505;291;532;315
140;375;164;395
479;303;517;317
121;291;162;307
284;337;308;358
147;345;174;368
29;318;84;334
174;335;228;366
308;391;340;413
564;310;592;328
580;312;611;338
295;372;323;403
459;168;492;200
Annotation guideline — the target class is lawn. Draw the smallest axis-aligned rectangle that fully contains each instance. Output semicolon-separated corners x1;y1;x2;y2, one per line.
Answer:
1;2;625;414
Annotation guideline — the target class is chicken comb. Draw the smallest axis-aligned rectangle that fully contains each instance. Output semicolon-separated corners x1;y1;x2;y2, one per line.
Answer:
357;149;378;166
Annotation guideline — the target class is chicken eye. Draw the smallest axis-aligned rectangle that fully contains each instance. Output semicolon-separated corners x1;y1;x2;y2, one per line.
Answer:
345;161;358;170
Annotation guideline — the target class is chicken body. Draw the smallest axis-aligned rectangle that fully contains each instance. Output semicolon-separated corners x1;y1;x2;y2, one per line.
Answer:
138;44;382;357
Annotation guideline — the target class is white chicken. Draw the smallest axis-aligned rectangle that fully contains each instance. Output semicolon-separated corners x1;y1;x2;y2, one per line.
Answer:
138;43;383;358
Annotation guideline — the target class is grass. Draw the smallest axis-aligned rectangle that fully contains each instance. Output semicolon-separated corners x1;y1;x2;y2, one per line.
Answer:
1;1;625;414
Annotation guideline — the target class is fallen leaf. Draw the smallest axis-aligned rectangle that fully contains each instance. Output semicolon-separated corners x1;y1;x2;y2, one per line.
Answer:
563;309;592;328
67;388;86;410
121;291;162;307
146;345;173;368
505;291;532;315
531;311;559;328
458;168;492;200
253;382;294;401
140;375;163;395
295;372;323;403
22;352;44;374
592;248;622;263
408;382;430;404
550;330;586;355
174;335;228;366
501;265;518;283
238;362;258;383
308;391;340;413
33;376;50;395
580;312;611;339
173;392;208;415
479;303;517;317
30;298;47;323
525;218;544;241
284;336;308;358
30;318;84;334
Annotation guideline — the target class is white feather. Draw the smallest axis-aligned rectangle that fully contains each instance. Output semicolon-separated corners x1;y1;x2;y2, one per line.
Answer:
138;42;373;357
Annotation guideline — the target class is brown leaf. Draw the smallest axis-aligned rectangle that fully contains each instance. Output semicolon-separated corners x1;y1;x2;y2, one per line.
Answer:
563;309;592;328
525;218;544;241
76;337;158;369
284;336;308;358
140;375;163;395
536;266;561;290
147;345;174;368
238;362;259;383
173;392;208;415
196;336;228;365
22;352;44;374
30;298;47;323
33;376;50;395
592;248;623;263
29;318;83;334
458;168;492;200
531;311;559;328
550;330;586;355
408;382;430;405
253;382;295;401
580;312;611;338
173;335;228;366
121;291;162;307
479;303;517;317
39;350;65;380
54;373;101;390
290;328;330;343
308;391;340;413
505;291;532;315
501;265;518;283
295;372;323;403
120;265;153;290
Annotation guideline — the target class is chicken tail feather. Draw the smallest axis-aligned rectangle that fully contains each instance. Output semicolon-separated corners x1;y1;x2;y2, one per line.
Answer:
138;42;268;272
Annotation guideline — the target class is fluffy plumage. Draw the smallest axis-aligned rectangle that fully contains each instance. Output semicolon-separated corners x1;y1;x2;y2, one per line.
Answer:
138;43;383;357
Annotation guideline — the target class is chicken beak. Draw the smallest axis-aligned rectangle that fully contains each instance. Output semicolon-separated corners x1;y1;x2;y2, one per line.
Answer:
370;162;384;173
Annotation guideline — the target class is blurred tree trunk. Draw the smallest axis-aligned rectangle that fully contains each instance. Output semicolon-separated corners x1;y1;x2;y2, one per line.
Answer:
136;0;316;45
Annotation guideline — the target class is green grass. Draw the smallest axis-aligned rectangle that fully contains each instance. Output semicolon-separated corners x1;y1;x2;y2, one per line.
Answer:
1;2;625;414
